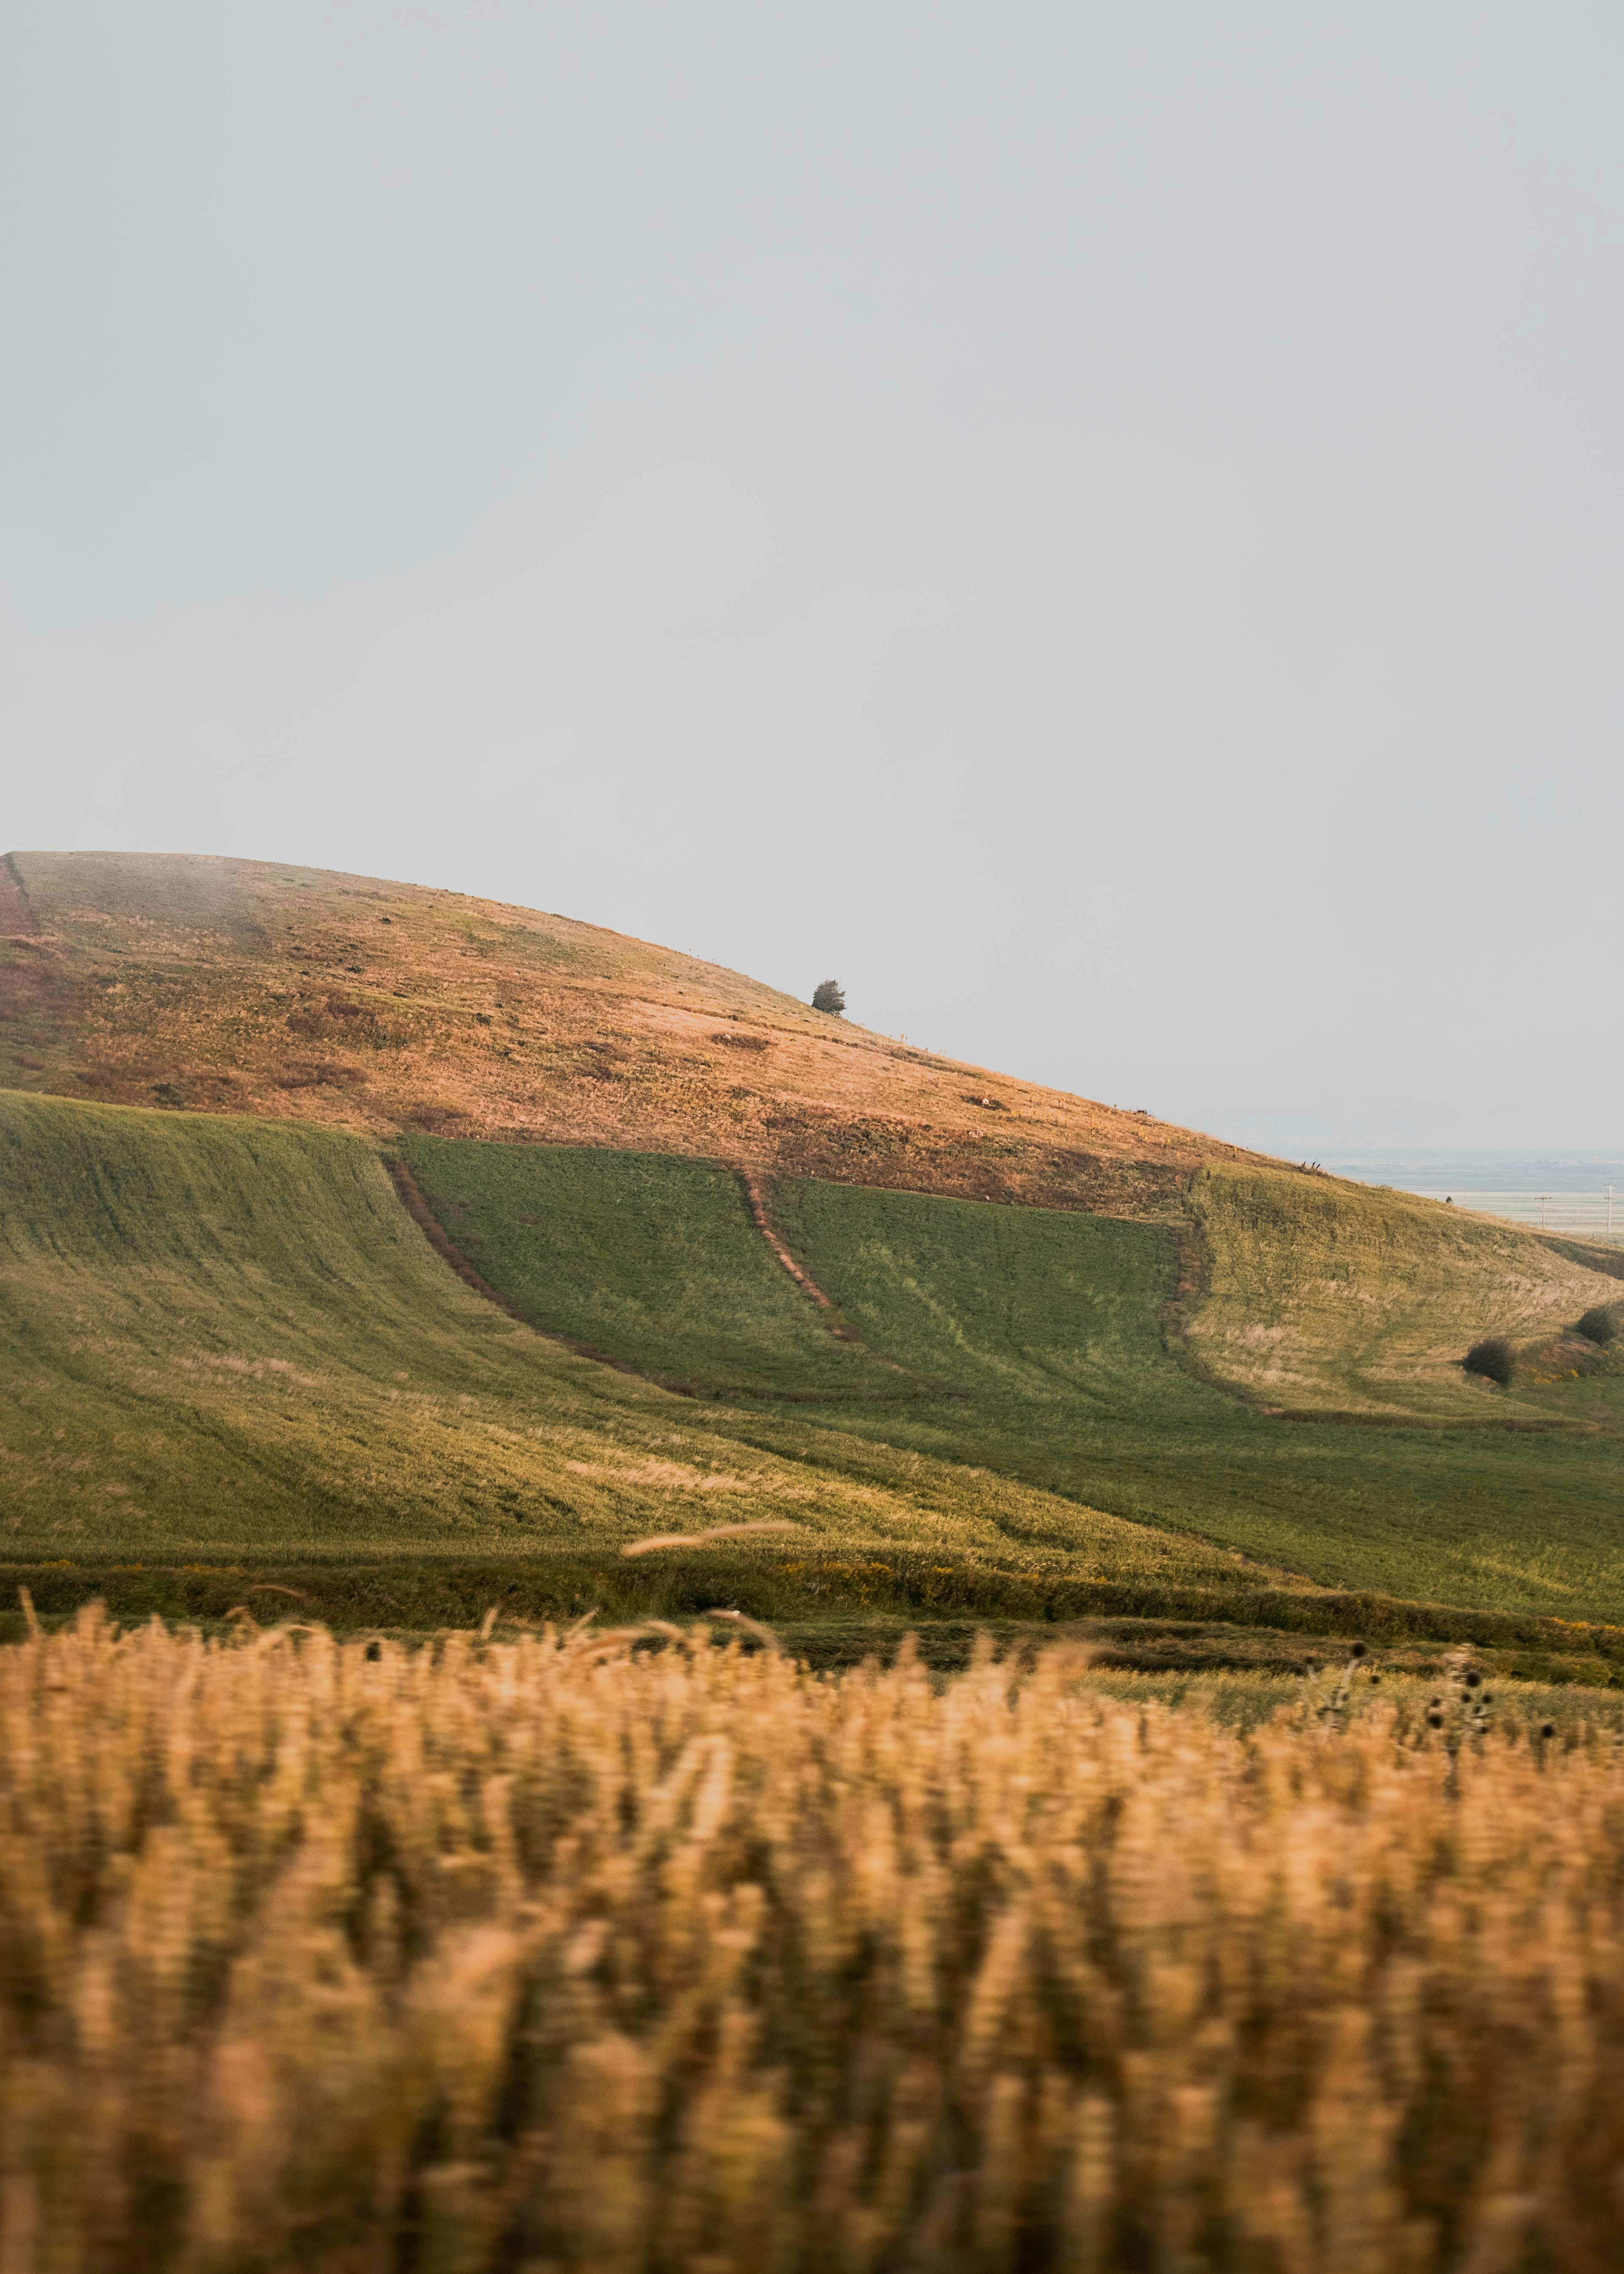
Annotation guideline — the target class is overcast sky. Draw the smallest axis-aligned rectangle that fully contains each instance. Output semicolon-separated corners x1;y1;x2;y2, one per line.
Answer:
3;3;1620;1151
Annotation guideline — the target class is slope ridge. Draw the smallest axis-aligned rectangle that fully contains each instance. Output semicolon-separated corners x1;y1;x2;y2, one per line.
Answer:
0;849;1267;1214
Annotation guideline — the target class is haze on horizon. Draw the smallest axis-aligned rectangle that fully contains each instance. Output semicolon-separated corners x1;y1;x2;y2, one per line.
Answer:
2;2;1619;1155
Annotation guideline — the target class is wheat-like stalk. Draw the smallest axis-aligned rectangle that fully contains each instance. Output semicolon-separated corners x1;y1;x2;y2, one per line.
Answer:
0;1608;1621;2270
621;1519;804;1556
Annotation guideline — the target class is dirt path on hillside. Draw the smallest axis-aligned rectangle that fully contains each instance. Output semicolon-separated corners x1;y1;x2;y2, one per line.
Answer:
737;1170;854;1331
389;1148;913;1389
0;855;40;935
737;1168;917;1375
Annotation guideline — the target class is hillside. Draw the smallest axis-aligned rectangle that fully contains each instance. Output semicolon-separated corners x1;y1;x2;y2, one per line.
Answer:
1;852;1621;1664
1186;1165;1621;1421
0;1087;1248;1595
401;1133;1624;1617
0;849;1264;1213
7;1085;1624;1632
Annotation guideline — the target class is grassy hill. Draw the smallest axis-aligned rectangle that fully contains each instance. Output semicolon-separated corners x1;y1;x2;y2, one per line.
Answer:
5;848;1623;1636
0;1089;1265;1609
398;1135;1624;1619
0;848;1261;1213
1187;1164;1621;1420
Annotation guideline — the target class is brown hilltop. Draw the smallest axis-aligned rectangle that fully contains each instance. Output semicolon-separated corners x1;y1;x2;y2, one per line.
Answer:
0;849;1268;1212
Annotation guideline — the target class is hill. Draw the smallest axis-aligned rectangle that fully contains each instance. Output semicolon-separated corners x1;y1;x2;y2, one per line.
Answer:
0;848;1263;1213
0;1087;1254;1595
5;847;1623;1635
399;1132;1624;1617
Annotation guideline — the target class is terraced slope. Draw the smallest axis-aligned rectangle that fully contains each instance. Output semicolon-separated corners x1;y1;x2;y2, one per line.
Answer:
0;849;1263;1213
0;1089;1256;1597
403;1136;1624;1618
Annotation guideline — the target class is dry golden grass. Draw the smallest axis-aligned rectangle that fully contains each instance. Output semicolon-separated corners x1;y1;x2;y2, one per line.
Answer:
0;849;1263;1213
1187;1164;1624;1420
4;1610;1623;2271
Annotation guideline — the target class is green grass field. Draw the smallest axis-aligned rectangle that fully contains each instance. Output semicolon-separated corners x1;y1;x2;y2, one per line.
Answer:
399;1137;875;1399
400;1136;1624;1620
0;1091;1265;1605
8;1094;1623;1634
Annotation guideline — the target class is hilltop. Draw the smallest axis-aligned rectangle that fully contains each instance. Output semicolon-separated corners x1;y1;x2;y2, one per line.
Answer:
0;849;1264;1214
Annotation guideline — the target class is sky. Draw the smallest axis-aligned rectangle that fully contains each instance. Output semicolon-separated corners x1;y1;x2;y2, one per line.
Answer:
3;2;1620;1153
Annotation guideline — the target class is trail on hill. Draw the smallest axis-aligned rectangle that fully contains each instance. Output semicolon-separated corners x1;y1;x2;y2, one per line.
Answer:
0;855;39;935
385;1153;642;1379
737;1167;918;1376
737;1170;851;1327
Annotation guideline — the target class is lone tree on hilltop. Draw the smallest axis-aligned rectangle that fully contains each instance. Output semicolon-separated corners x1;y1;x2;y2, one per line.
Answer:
811;979;846;1015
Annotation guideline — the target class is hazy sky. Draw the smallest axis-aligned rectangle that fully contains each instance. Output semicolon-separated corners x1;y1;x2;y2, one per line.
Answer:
3;3;1620;1151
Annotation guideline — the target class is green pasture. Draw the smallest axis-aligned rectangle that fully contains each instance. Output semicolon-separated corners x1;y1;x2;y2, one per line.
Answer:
398;1137;873;1399
401;1136;1624;1621
0;1092;1252;1595
6;1095;1622;1630
1186;1162;1621;1418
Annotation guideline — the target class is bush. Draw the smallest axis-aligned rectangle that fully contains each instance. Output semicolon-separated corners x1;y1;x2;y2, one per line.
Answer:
811;978;845;1015
1463;1335;1515;1386
1577;1302;1622;1348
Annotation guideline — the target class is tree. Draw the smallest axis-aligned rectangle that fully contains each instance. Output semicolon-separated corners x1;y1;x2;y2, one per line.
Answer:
811;979;845;1015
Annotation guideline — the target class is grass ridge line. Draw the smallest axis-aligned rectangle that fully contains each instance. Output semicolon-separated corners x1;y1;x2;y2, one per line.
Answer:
382;1152;644;1379
737;1167;917;1380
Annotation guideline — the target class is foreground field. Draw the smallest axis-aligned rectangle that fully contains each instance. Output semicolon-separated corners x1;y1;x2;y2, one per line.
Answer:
401;1135;1624;1620
3;1610;1622;2272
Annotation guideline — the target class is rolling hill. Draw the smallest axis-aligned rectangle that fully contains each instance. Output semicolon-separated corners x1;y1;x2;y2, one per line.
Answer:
0;848;1259;1212
400;1133;1624;1616
3;848;1622;1639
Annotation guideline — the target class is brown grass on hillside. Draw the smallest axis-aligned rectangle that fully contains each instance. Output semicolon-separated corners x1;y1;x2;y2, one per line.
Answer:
0;850;1264;1212
4;1608;1624;2271
1187;1164;1624;1421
